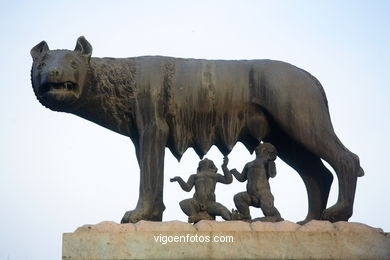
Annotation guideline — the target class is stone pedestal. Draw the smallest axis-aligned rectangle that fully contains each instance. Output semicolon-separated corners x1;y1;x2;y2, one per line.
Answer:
63;220;390;259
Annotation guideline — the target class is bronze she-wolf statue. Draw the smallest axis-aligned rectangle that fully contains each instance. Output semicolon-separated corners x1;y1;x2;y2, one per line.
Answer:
30;36;364;224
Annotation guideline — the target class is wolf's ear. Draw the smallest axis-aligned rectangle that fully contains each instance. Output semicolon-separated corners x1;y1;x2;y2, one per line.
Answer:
31;41;49;60
75;36;92;61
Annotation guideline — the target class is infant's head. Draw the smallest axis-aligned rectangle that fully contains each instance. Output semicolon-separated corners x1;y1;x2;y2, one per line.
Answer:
255;143;277;161
197;158;218;172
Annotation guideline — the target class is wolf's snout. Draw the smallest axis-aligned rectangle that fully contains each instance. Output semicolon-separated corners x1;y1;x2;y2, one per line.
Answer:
48;67;62;80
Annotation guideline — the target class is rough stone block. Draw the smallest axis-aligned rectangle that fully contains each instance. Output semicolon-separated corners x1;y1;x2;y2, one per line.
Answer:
334;221;384;233
63;220;390;260
195;220;251;231
135;220;195;231
250;220;300;231
76;221;136;233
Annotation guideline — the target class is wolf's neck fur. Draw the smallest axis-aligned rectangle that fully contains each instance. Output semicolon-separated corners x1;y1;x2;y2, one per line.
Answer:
73;57;137;137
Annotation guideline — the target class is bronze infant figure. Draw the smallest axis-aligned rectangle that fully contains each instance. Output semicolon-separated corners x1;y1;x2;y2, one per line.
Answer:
171;158;232;223
226;143;283;222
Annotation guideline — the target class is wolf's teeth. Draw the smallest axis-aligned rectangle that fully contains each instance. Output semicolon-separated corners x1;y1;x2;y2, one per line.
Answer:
66;82;74;90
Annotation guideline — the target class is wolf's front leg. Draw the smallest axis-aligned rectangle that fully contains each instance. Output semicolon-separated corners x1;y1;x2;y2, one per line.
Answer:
121;123;168;223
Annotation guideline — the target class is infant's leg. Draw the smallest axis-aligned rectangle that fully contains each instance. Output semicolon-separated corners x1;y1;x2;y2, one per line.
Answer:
207;202;232;220
179;198;200;217
234;192;252;220
259;189;283;222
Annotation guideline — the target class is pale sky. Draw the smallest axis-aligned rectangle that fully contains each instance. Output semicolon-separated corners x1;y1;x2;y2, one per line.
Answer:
1;1;389;259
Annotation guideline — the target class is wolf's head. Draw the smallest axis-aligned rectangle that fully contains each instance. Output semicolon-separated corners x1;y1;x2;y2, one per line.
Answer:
31;36;92;112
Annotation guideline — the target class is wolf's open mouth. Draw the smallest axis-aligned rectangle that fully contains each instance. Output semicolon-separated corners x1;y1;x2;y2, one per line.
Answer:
39;81;78;95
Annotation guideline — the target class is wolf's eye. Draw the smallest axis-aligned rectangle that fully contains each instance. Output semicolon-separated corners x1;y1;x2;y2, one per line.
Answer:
37;62;46;70
71;60;78;69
